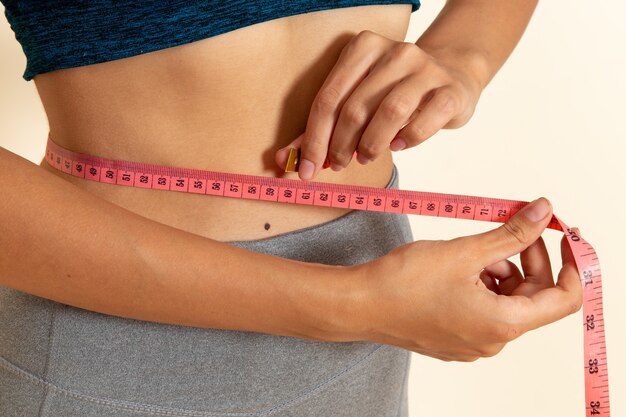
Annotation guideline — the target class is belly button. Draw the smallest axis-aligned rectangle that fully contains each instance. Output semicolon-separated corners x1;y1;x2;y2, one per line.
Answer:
264;223;271;231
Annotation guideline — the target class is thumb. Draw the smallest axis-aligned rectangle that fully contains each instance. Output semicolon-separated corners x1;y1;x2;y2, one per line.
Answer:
275;134;339;172
468;197;554;268
275;134;305;171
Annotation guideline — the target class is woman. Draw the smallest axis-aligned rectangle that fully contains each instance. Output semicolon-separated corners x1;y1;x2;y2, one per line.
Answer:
0;1;582;416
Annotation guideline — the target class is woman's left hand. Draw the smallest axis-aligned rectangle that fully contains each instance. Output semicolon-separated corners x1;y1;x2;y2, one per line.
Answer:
275;30;485;180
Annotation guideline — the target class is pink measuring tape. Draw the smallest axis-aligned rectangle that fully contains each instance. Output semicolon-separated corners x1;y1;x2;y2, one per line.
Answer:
44;134;610;416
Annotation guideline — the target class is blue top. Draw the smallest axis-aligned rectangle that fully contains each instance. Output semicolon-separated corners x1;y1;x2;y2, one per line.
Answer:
2;0;421;81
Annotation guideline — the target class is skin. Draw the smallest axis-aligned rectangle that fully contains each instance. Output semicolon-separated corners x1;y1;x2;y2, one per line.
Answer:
276;0;542;180
353;202;583;361
1;0;582;362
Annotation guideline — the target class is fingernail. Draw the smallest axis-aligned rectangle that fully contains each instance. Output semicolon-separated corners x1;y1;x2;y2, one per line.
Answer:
330;162;342;172
356;153;369;165
521;198;551;222
390;137;407;151
299;158;315;180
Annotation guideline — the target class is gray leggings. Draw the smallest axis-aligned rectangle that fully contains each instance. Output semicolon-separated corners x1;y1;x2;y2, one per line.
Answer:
0;164;414;417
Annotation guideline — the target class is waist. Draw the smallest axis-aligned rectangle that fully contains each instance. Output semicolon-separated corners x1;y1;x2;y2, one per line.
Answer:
31;4;409;241
38;134;394;242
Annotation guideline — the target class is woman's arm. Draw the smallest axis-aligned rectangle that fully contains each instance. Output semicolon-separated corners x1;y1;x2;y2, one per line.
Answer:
0;0;580;363
416;0;539;93
0;145;582;361
0;145;359;341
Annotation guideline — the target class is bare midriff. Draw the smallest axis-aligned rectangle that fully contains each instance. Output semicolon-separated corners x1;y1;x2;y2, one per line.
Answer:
35;5;412;242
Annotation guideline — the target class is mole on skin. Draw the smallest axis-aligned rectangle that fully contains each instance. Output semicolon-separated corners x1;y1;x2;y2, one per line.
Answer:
264;223;271;231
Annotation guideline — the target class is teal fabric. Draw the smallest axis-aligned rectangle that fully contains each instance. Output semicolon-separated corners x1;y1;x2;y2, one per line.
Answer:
1;0;421;81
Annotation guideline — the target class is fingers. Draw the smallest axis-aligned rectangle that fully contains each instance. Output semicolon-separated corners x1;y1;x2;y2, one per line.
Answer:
353;68;445;162
479;269;500;294
519;260;583;333
483;260;523;296
470;214;584;344
274;135;356;173
561;229;577;266
490;257;582;337
390;86;460;150
479;235;555;298
276;31;481;180
327;42;429;168
463;198;554;270
296;31;385;180
516;236;554;297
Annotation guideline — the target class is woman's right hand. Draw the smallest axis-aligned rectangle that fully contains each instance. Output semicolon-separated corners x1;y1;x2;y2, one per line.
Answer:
349;197;583;361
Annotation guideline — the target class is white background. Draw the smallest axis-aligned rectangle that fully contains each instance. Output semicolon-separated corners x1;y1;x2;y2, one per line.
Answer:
1;1;623;416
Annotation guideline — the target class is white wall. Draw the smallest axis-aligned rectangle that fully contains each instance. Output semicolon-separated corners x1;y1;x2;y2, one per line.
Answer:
400;1;625;416
1;2;623;416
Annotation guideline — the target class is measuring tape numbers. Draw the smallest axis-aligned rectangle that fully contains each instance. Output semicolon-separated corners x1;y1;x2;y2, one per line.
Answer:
44;134;611;417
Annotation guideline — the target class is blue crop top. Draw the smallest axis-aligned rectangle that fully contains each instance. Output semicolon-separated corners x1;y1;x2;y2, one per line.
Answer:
2;0;421;81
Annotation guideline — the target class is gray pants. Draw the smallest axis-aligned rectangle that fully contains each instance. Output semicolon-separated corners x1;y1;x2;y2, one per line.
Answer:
0;164;414;417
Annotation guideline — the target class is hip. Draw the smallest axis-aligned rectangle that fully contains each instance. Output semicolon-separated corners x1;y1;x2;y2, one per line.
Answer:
0;164;414;415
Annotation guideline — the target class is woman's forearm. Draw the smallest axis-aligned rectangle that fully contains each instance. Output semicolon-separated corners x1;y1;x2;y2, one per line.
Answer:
0;146;362;341
415;0;539;89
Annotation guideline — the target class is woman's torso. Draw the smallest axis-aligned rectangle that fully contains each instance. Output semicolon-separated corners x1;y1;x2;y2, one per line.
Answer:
35;4;412;242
